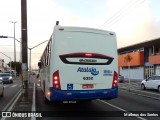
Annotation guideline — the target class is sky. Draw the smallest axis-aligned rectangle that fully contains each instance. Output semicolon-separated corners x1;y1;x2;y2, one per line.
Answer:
0;0;160;69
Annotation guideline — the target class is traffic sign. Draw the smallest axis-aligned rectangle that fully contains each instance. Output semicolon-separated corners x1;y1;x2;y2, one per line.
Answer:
125;54;132;62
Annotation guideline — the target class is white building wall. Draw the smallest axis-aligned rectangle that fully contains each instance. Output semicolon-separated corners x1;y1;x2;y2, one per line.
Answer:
120;66;144;80
156;65;160;75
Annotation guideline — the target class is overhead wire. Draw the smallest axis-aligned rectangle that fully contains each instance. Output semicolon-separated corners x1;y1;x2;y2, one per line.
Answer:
99;0;136;28
99;0;146;29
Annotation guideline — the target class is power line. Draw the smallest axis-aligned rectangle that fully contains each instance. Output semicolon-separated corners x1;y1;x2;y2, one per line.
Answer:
99;0;136;28
104;0;146;29
100;0;146;29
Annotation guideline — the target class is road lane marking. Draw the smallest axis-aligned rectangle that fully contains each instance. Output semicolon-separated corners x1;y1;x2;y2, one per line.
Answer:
1;89;22;120
11;84;17;88
4;85;9;88
2;89;22;111
98;99;147;120
31;83;36;120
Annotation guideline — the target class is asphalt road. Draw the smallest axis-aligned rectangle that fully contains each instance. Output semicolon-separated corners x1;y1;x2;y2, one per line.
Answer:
0;77;22;111
35;85;160;120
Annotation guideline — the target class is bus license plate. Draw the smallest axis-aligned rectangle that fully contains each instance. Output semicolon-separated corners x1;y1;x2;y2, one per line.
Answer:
82;84;94;89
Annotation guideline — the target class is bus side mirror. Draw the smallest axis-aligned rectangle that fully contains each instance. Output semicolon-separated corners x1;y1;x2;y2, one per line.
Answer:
38;62;42;68
37;74;39;78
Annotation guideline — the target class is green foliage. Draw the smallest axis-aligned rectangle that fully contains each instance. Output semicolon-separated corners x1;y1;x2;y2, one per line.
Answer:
8;61;22;74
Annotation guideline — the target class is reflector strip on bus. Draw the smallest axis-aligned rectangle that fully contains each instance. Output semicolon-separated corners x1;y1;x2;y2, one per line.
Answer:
59;52;114;65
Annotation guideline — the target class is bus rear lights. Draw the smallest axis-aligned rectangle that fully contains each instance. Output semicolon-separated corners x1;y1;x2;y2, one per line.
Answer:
53;70;61;90
47;91;51;96
54;80;58;84
85;53;93;57
112;71;118;88
59;28;64;30
55;85;60;89
54;76;58;80
113;79;118;84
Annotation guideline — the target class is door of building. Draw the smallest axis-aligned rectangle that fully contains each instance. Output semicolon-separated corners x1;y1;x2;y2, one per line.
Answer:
145;66;155;79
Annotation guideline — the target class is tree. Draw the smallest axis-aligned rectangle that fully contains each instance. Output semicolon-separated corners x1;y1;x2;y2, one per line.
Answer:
7;61;22;74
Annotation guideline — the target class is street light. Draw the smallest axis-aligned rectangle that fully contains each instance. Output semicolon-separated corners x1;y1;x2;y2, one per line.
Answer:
28;40;48;84
10;21;17;62
0;35;21;43
0;35;48;67
0;35;22;63
0;52;11;75
0;35;48;82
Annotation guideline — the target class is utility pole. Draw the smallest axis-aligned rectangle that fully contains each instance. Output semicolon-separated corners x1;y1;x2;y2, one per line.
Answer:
21;0;28;89
10;21;17;62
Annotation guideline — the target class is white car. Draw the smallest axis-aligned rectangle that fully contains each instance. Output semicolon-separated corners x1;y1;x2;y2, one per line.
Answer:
141;75;160;92
0;80;4;97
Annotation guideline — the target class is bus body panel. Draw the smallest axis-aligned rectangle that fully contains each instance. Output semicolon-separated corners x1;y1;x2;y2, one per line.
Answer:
40;26;118;102
49;88;118;102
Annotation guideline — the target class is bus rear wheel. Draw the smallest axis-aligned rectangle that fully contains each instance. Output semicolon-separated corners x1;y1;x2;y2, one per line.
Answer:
44;95;50;104
158;86;160;93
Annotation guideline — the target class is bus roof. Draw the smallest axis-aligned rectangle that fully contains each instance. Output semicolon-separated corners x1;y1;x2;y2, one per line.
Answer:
54;26;115;36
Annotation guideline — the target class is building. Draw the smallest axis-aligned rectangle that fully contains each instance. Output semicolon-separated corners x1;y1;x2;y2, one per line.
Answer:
0;59;4;72
118;38;160;80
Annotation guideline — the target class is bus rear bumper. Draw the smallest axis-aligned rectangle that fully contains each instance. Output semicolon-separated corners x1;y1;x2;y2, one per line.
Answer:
49;87;118;102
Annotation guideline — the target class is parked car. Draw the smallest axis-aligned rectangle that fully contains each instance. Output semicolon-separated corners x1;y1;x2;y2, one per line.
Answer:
0;80;4;97
4;71;18;76
118;74;124;83
0;73;13;84
4;71;11;74
141;75;160;92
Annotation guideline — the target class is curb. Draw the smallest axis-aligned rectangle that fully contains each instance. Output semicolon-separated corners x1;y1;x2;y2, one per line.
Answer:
31;83;36;120
120;87;160;101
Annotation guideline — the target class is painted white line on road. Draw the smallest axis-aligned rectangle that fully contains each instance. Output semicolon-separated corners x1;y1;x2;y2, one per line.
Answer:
1;89;22;120
98;99;147;120
11;84;17;88
31;83;36;120
4;85;9;88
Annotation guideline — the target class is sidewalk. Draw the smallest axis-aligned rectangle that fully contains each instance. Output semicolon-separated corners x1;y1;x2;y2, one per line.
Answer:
123;79;142;83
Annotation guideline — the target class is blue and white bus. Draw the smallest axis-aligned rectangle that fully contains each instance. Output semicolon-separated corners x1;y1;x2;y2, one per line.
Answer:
38;22;118;103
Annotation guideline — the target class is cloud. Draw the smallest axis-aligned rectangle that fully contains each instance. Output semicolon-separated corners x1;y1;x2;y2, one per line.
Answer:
27;0;79;46
103;0;160;48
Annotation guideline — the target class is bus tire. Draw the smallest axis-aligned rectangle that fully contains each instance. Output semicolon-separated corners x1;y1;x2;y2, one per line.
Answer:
44;96;50;104
84;100;92;102
43;81;50;104
141;84;145;90
158;86;160;93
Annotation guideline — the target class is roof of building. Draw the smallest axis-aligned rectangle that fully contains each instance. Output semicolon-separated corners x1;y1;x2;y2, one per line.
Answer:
118;37;160;53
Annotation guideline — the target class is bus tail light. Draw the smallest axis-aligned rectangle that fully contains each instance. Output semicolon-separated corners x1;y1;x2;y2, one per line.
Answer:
53;70;61;90
47;91;51;96
85;53;93;57
112;71;118;88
